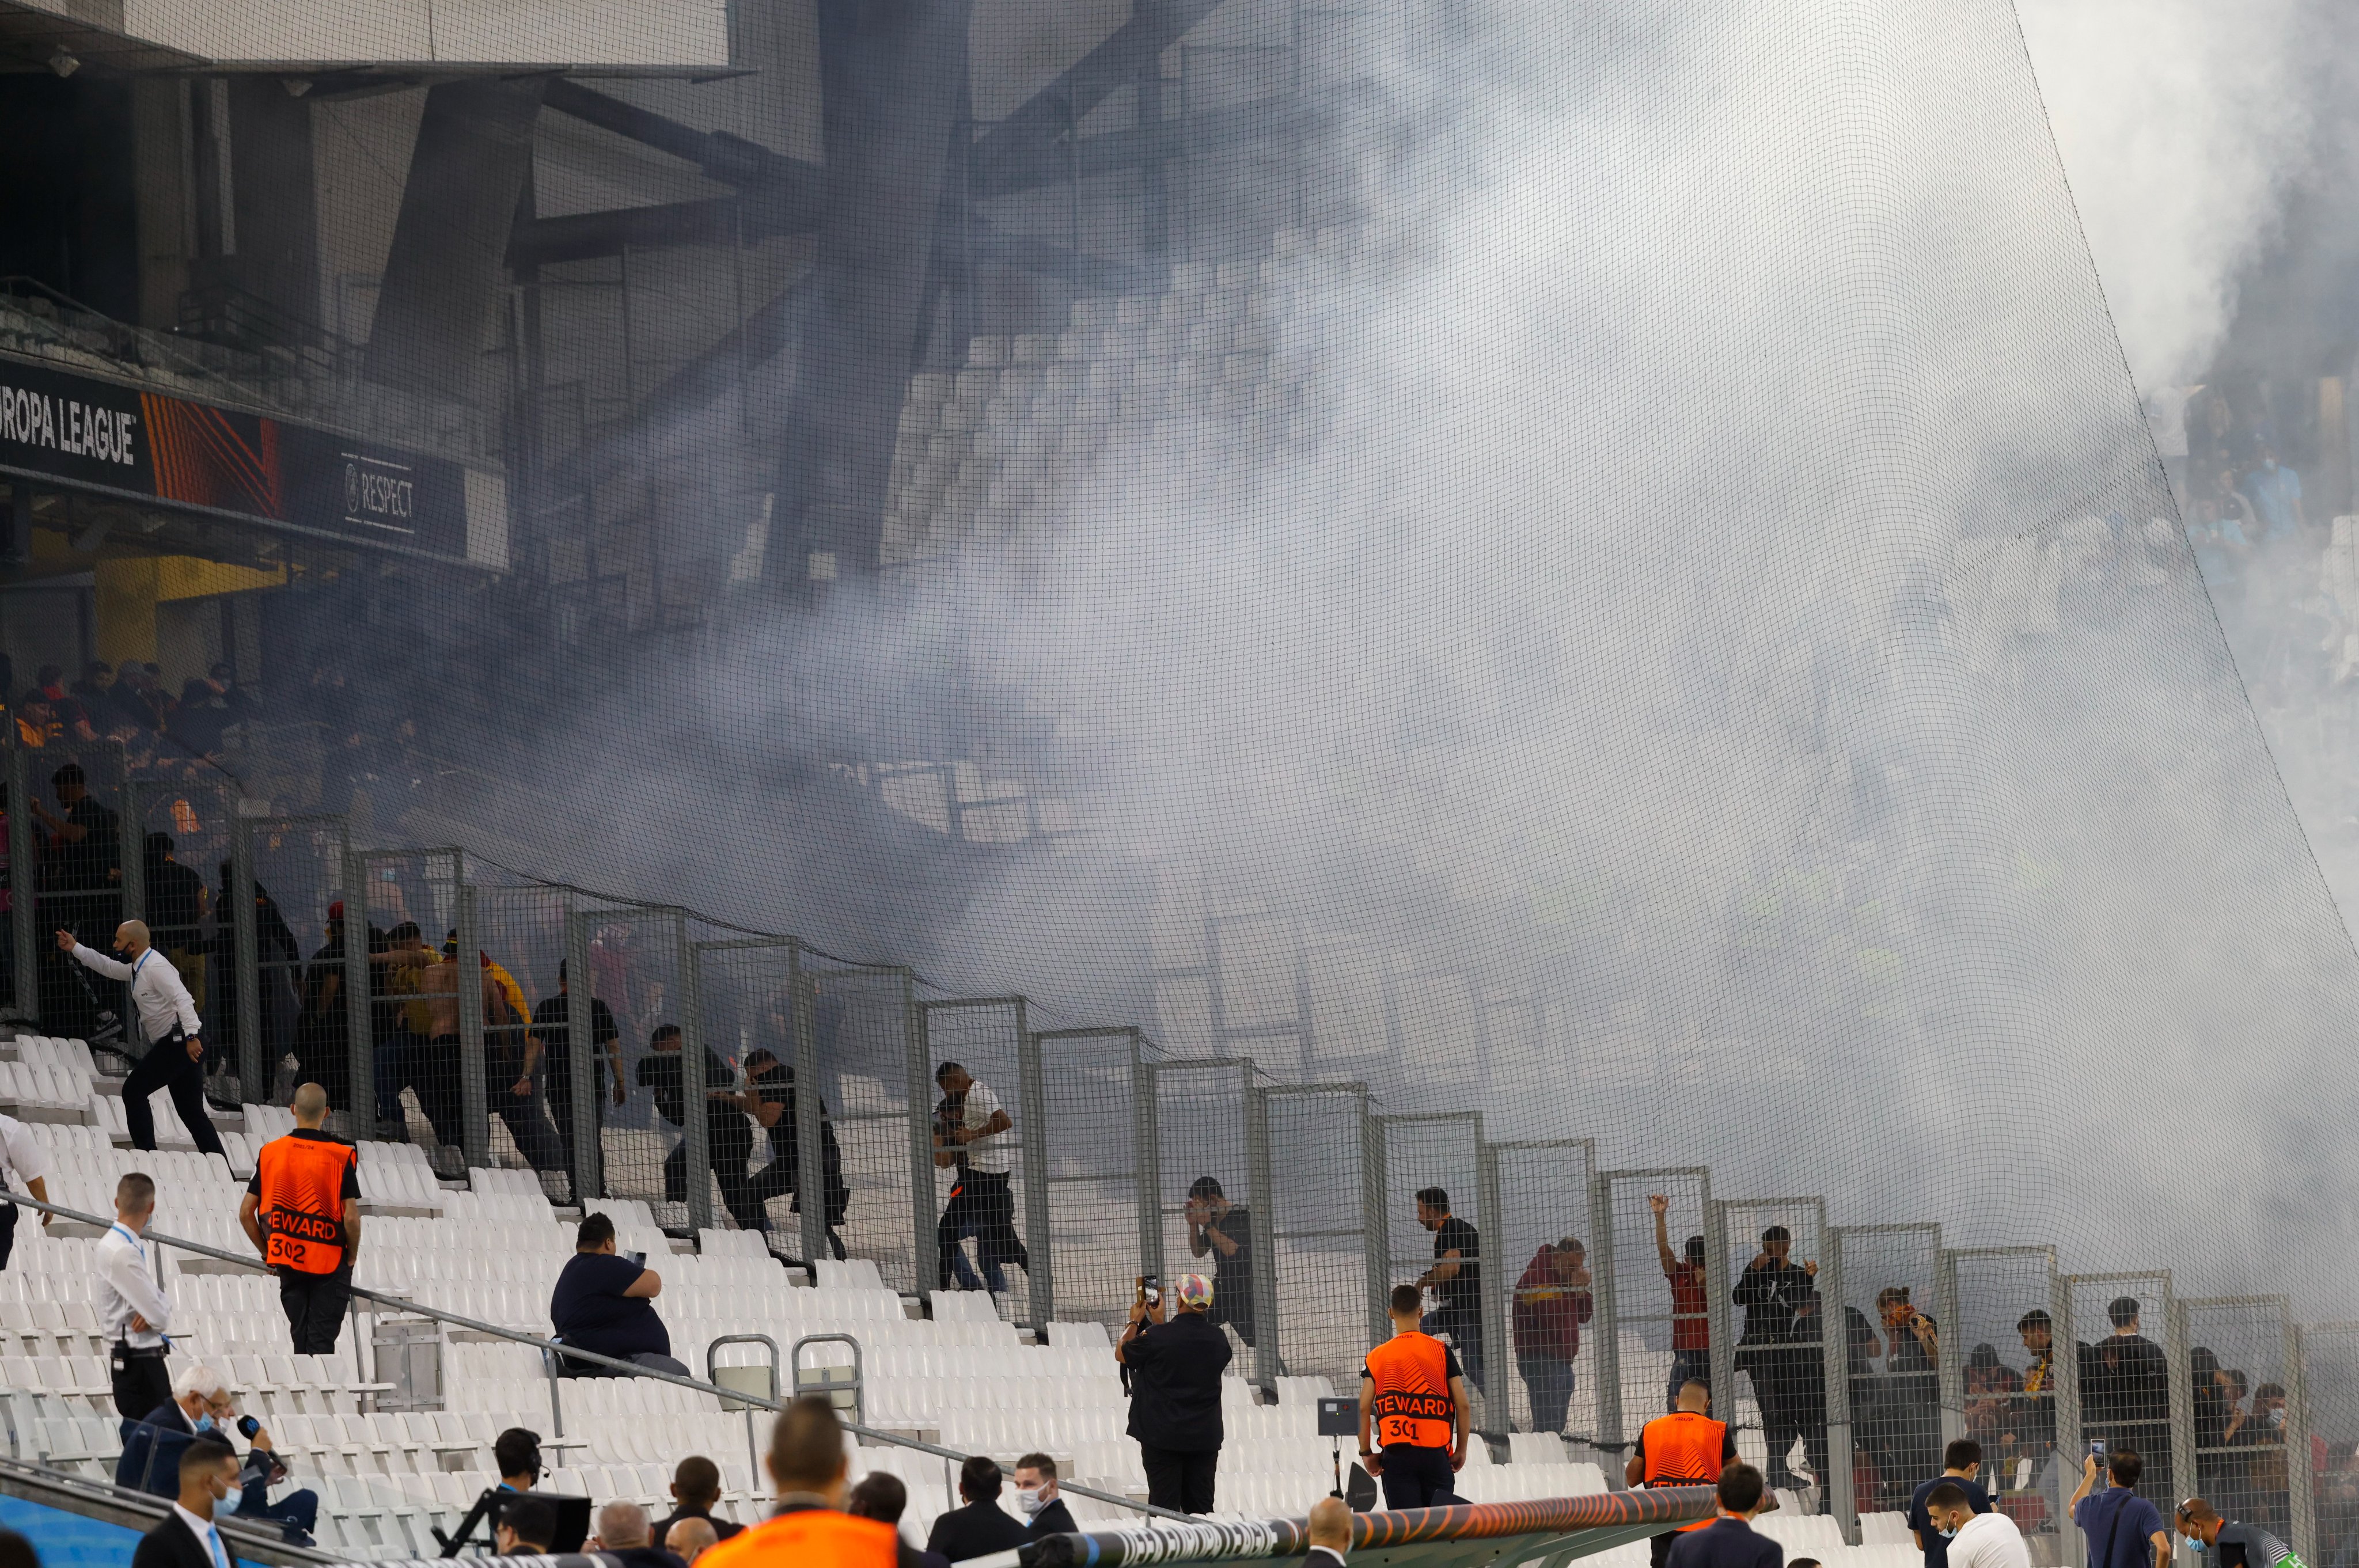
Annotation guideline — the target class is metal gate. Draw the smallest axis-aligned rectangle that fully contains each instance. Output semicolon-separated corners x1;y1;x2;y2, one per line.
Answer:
1485;1139;1599;1437
1826;1222;1944;1521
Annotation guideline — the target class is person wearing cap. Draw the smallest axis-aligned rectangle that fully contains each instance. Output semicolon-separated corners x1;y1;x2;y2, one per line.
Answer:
1118;1270;1231;1514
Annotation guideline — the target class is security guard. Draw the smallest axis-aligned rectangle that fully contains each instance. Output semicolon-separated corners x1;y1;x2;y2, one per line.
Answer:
700;1398;896;1568
1626;1379;1739;1568
1359;1282;1473;1510
238;1083;363;1353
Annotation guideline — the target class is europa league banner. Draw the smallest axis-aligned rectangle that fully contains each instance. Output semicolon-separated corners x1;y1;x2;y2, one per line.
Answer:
0;357;491;564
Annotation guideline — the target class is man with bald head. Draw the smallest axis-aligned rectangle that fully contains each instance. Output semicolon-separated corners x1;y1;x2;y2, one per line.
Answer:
1307;1496;1353;1567
59;918;222;1155
665;1517;719;1565
240;1084;362;1351
593;1501;688;1568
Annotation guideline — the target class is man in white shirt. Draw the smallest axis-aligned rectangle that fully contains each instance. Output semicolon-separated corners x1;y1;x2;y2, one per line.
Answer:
930;1060;1029;1293
1924;1480;2031;1568
0;1110;54;1270
98;1171;176;1417
59;920;224;1156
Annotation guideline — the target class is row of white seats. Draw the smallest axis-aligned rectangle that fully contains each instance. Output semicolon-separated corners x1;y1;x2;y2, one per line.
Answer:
0;1057;95;1111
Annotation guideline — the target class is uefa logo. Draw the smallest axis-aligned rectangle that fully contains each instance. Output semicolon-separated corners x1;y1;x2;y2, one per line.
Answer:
345;461;361;512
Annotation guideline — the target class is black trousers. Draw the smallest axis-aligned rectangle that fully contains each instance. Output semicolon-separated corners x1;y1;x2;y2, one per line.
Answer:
123;1030;225;1156
936;1168;1027;1289
0;1202;17;1271
278;1266;351;1353
545;1064;605;1198
1379;1443;1456;1510
111;1346;172;1420
1139;1444;1220;1514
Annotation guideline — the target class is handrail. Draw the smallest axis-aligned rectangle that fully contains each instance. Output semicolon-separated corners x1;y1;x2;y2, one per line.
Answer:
0;1449;339;1565
0;1190;1188;1524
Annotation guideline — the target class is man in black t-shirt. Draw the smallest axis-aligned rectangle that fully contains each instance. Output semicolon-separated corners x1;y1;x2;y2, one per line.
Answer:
530;962;623;1194
1185;1176;1256;1348
1414;1186;1484;1393
727;1049;850;1253
636;1026;758;1227
1907;1440;1994;1568
549;1212;687;1375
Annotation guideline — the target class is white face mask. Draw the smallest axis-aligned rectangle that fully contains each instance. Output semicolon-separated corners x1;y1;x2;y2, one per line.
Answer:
1016;1486;1046;1517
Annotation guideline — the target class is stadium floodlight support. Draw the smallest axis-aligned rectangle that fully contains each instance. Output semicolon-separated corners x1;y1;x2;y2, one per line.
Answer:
2;719;34;1022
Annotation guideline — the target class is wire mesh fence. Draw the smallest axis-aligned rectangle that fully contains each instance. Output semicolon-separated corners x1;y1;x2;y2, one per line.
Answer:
808;959;924;1292
1375;1110;1486;1401
2304;1323;2359;1568
2067;1270;2187;1516
1594;1165;1714;1448
1829;1222;1944;1518
1940;1245;2070;1538
1146;1056;1267;1381
1486;1138;1598;1438
1033;1024;1156;1341
916;996;1036;1313
1718;1196;1829;1488
1262;1080;1379;1396
2184;1296;2309;1548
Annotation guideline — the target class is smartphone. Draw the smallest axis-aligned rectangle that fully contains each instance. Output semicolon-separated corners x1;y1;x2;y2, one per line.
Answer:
1138;1273;1160;1305
2090;1439;2107;1464
625;1250;646;1267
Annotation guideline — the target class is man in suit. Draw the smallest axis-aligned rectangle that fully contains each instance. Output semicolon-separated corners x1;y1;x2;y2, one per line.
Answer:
1667;1462;1783;1568
119;1364;318;1544
1307;1496;1352;1568
131;1437;241;1568
1014;1453;1078;1537
589;1501;688;1568
925;1456;1030;1562
651;1455;743;1544
848;1473;953;1568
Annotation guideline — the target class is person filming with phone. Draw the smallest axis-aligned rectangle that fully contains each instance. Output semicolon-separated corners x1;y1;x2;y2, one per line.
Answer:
1118;1271;1231;1514
551;1212;690;1376
2071;1445;2172;1568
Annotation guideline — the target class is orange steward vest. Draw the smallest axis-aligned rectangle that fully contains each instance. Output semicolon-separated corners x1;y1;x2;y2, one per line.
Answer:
254;1133;357;1275
697;1506;897;1568
1366;1330;1457;1449
1640;1409;1728;1531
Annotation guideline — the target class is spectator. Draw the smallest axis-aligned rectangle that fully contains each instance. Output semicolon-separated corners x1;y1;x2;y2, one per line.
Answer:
1627;1380;1738;1568
294;903;352;1114
1652;1193;1710;1407
202;866;300;1096
1925;1479;2031;1568
2085;1297;2172;1497
36;764;122;1042
1414;1186;1484;1393
848;1472;953;1568
1362;1281;1471;1510
931;1061;1028;1294
141;833;209;1011
550;1212;689;1376
1876;1286;1942;1508
371;922;438;1141
689;1396;896;1565
1962;1346;2022;1453
2071;1448;2171;1568
2016;1311;2058;1455
97;1172;174;1417
0;1108;54;1270
665;1518;720;1566
2175;1496;2297;1568
214;662;259;723
1307;1495;1352;1567
2236;441;2306;542
1014;1452;1078;1537
730;1047;851;1252
498;1497;558;1555
926;1456;1030;1562
591;1501;686;1568
0;1527;32;1568
1185;1176;1256;1348
1732;1225;1823;1490
1666;1462;1780;1568
477;949;562;1174
1511;1236;1594;1436
1120;1271;1231;1514
409;929;502;1161
652;1455;743;1544
531;960;625;1193
169;671;232;760
1908;1439;1993;1568
32;666;97;742
118;1364;319;1544
128;1436;239;1568
494;1428;543;1491
64;921;222;1157
637;1024;759;1230
238;1083;362;1353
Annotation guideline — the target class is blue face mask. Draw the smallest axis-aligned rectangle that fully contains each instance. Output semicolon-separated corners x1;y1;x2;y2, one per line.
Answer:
192;1414;216;1433
219;1485;242;1515
2183;1537;2207;1554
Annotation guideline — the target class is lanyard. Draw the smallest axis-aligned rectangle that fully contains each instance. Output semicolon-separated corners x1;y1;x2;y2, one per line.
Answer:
110;1221;145;1262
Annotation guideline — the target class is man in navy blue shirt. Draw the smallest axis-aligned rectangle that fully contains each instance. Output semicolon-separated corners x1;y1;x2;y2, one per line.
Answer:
1909;1438;1994;1568
1666;1461;1782;1568
2072;1448;2171;1568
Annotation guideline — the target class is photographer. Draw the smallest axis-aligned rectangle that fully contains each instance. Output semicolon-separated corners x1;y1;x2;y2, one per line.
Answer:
118;1364;320;1545
1118;1273;1231;1514
1185;1177;1256;1349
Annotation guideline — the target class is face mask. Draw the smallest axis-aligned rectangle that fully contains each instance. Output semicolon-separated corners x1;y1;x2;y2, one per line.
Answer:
1016;1487;1046;1518
1938;1524;1959;1540
219;1485;243;1514
2269;1407;2286;1428
2183;1537;2207;1554
192;1414;216;1433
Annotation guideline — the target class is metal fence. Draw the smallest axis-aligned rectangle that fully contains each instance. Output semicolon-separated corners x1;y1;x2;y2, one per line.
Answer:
2;756;2354;1559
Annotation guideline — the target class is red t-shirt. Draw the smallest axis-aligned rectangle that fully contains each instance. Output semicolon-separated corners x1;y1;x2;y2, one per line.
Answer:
1667;1260;1708;1350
